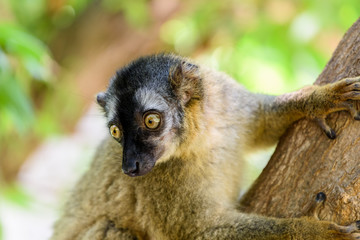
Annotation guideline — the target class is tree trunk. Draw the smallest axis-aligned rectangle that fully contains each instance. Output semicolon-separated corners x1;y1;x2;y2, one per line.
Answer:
240;18;360;225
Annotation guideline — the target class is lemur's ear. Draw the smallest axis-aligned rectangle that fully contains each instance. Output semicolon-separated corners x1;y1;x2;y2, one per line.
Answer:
96;92;107;108
170;61;203;105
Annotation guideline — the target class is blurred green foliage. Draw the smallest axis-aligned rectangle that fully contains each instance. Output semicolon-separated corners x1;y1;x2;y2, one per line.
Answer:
0;23;51;137
9;0;90;40
162;0;360;93
8;0;149;40
103;0;150;26
1;185;33;207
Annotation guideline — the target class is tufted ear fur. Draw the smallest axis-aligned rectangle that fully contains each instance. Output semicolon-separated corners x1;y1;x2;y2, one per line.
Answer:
96;92;107;109
170;61;203;105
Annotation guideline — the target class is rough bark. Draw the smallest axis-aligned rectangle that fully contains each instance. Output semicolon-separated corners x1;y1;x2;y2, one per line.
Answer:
240;18;360;225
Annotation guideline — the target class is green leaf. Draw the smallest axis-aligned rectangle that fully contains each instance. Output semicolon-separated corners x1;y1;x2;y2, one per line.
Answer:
0;71;35;135
102;0;150;27
0;23;52;81
1;184;33;208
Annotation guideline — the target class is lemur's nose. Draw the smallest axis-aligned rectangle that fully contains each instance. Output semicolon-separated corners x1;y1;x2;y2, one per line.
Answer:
122;160;140;177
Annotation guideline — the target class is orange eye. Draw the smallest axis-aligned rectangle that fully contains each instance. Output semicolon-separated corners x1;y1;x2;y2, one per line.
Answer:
110;125;122;139
144;112;161;130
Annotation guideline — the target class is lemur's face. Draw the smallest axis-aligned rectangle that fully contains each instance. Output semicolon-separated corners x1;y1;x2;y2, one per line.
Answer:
103;88;182;177
97;54;202;177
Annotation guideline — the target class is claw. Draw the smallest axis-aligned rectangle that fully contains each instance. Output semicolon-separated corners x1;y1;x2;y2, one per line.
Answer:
315;192;326;203
313;192;326;220
315;118;336;139
356;221;360;230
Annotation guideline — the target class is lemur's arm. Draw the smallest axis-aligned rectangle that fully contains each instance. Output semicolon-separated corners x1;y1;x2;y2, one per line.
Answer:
195;214;360;240
247;77;360;148
194;193;360;240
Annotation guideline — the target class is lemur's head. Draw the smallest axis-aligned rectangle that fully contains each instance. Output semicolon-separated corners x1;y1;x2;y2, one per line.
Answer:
97;54;203;177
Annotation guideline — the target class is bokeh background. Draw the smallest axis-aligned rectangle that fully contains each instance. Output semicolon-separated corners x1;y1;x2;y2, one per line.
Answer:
0;0;359;239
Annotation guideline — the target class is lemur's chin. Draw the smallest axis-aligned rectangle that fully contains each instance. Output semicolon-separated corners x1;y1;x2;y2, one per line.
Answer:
124;171;144;177
123;169;151;177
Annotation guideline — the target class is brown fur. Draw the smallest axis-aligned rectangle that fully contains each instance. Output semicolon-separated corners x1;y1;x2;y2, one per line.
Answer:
52;55;360;239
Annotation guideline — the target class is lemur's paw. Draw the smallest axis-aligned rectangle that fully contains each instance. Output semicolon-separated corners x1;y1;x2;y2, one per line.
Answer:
334;76;360;120
333;76;360;101
314;76;360;139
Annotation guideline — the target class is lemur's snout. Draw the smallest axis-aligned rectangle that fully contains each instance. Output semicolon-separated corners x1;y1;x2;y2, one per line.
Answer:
122;151;156;177
122;159;155;177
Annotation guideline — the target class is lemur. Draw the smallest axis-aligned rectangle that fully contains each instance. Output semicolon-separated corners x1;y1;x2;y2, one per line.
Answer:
52;53;360;239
